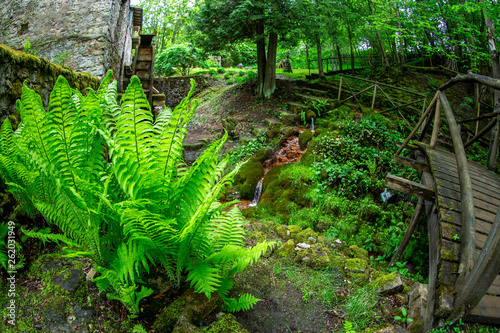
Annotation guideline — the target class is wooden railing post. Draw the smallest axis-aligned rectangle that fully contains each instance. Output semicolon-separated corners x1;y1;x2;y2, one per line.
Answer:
430;99;441;149
338;76;343;100
371;85;377;110
439;91;476;288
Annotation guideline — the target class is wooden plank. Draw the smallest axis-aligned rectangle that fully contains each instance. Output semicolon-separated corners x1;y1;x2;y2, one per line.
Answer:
487;275;500;295
385;174;435;200
441;239;461;262
436;186;500;216
424;207;440;332
435;181;500;208
438;196;497;223
432;170;500;198
393;155;430;172
431;158;500;186
439;209;492;236
441;222;488;249
464;294;500;324
440;260;459;285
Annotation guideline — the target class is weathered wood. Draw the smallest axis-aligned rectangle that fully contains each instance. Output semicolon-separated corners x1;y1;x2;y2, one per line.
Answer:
394;92;439;157
439;91;476;287
377;85;397;108
338;76;343;100
342;74;427;98
439;72;500;92
390;202;424;266
441;222;488;249
385;174;435;200
465;294;500;324
424;206;440;332
458;110;500;124
430;99;441;149
418;101;437;141
464;118;497;148
393;155;430;172
341;78;363;110
448;207;500;323
440;209;492;237
487;116;500;170
382;98;426;114
371;85;377;109
340;84;375;104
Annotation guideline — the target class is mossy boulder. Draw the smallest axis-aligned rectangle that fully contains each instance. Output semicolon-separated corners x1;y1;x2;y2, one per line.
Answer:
345;258;368;272
275;239;296;258
344;245;369;260
298;129;313;150
206;313;249;333
295;246;331;270
233;161;264;200
369;272;403;295
152;289;223;333
292;227;318;243
173;315;203;332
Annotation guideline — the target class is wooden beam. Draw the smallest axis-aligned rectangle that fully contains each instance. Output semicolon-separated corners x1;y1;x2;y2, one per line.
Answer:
393;155;430;172
385;174;435;201
464;118;497;148
458;110;500;124
447;207;500;324
430;99;441;149
440;91;476;288
439;72;500;92
390;201;424;266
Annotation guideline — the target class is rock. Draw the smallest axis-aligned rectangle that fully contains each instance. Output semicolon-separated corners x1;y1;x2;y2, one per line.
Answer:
295;243;310;250
344;245;369;260
172;315;203;332
293;227;317;243
225;187;241;200
233;160;264;200
152;288;223;333
345;258;368;273
52;269;84;292
298;130;313;150
295;246;331;270
408;283;427;333
275;239;296;258
308;236;317;244
206;313;249;333
85;268;95;281
236;63;244;68
370;273;404;295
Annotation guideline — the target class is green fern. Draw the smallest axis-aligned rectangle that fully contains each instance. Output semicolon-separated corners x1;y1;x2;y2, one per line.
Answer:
0;72;273;315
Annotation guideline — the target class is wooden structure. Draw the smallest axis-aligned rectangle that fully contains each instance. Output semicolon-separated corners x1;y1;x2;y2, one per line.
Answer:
337;75;427;126
385;74;500;329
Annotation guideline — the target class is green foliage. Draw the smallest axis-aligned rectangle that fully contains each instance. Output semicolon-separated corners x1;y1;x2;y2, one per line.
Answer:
155;44;204;76
0;71;273;314
0;222;25;272
343;286;379;331
23;37;38;55
394;307;414;326
344;321;356;333
228;135;271;165
389;261;409;278
53;51;71;67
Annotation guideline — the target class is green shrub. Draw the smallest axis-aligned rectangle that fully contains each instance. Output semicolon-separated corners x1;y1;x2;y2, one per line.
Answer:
155;44;204;76
0;71;274;314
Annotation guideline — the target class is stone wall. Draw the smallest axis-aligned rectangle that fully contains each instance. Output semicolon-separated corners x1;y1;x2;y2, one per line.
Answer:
0;0;131;81
0;43;100;121
154;76;209;108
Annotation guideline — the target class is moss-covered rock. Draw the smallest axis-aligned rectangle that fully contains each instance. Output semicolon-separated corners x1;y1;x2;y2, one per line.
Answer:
152;289;223;333
344;245;369;260
294;246;331;270
206;313;249;333
369;272;403;295
173;315;203;332
275;239;296;258
298;129;313;150
345;258;368;272
233;161;264;200
293;227;318;243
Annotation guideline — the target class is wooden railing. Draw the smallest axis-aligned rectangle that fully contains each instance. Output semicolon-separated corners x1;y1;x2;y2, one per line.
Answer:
395;73;500;323
337;75;427;126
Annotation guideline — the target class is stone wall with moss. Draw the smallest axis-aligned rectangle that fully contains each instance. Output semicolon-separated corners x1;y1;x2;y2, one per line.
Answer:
0;43;100;120
0;0;131;80
155;76;209;108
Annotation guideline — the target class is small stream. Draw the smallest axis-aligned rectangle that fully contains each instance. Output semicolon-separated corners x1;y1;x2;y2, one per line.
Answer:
239;130;308;209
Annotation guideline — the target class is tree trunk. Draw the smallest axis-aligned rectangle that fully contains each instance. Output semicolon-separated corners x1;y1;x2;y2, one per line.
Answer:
346;18;355;73
367;0;390;69
262;32;278;99
337;45;342;71
317;37;324;77
256;19;267;96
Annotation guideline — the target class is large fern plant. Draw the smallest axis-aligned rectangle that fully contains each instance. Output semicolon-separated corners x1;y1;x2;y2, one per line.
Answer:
0;71;273;314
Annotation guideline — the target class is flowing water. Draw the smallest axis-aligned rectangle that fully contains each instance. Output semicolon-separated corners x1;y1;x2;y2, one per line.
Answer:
239;131;308;209
311;118;315;133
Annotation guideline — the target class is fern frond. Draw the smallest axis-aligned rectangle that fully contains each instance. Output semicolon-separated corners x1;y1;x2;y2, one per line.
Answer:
186;262;221;298
101;80;121;133
207;206;245;251
21;228;82;248
96;70;114;100
223;294;261;312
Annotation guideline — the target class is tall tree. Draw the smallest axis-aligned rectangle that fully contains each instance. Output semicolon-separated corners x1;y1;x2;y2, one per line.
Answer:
193;0;299;98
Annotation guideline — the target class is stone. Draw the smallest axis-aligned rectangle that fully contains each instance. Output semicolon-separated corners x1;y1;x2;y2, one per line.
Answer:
344;245;369;260
172;315;203;333
152;288;223;333
225;187;241;200
275;239;296;258
408;283;428;333
372;326;409;333
295;243;311;250
308;236;317;244
52;269;84;292
371;273;404;295
345;258;368;273
236;63;244;68
206;313;249;333
293;227;317;243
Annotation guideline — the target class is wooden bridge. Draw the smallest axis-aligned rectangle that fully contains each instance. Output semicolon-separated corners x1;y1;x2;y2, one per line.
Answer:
384;73;500;330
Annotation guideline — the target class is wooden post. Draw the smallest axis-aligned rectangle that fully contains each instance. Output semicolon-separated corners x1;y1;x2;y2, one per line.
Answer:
371;85;377;109
475;84;480;135
390;202;424;267
464;118;497;148
487;116;500;170
430;99;441;149
337;45;343;71
343;79;364;110
338;76;343;100
440;91;476;288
